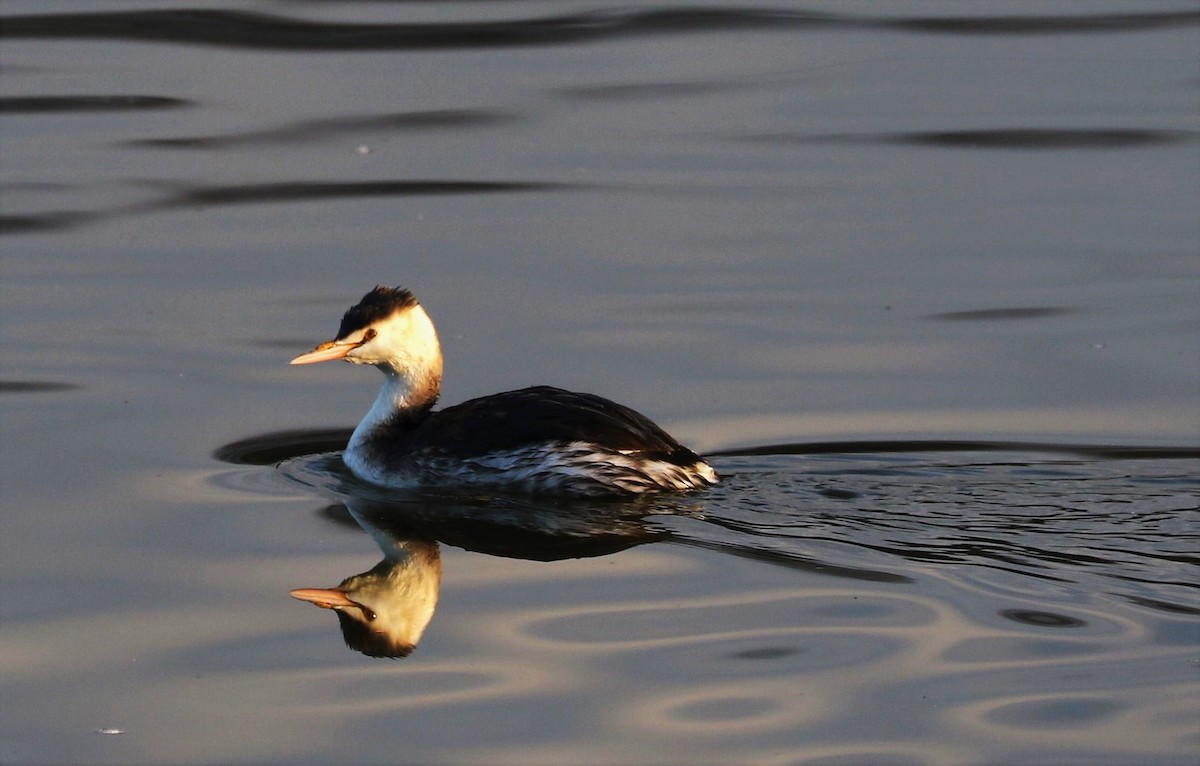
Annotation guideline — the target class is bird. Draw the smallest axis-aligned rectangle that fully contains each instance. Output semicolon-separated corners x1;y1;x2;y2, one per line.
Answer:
290;286;719;497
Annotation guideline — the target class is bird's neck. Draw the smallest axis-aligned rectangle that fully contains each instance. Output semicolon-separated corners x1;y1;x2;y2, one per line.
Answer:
347;366;441;454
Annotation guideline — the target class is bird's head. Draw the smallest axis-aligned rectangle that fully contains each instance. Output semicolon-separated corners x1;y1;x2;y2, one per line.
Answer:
290;286;442;377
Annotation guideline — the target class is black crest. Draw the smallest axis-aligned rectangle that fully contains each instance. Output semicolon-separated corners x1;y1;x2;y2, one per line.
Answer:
337;285;419;340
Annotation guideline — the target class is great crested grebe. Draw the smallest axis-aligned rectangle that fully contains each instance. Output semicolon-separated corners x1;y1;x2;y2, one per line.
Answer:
290;286;719;497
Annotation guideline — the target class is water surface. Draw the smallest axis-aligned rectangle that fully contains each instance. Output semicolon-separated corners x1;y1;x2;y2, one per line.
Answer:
2;1;1197;764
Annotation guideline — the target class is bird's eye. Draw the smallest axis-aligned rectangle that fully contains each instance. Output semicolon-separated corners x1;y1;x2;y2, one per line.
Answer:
353;328;377;348
361;607;377;622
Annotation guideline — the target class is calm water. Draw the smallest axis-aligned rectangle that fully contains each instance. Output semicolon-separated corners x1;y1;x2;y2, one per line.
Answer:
2;2;1198;764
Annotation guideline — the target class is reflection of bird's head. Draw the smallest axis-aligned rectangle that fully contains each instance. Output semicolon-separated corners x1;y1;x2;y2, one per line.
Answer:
291;539;441;658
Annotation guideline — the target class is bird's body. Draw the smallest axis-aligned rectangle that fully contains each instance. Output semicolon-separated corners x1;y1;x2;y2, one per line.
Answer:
291;286;718;497
348;384;715;495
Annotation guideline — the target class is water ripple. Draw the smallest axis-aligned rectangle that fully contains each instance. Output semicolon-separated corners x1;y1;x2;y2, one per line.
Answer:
0;95;190;113
0;8;832;50
2;8;1195;51
213;428;351;466
520;591;935;649
1;179;568;236
152;179;567;208
890;129;1189;149
242;429;1200;606
0;211;98;235
925;307;1074;321
126;108;516;149
0;379;82;394
753;129;1196;150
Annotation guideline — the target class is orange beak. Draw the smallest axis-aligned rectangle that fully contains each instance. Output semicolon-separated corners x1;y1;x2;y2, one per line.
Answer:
289;587;357;609
290;341;354;365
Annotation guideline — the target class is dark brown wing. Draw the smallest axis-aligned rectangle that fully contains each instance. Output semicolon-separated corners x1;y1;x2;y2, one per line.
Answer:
398;386;700;464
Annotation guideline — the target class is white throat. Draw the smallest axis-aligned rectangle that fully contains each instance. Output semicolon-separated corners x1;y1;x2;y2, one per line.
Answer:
342;305;443;484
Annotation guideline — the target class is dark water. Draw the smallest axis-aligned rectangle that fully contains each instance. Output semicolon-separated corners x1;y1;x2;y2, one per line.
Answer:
2;2;1198;764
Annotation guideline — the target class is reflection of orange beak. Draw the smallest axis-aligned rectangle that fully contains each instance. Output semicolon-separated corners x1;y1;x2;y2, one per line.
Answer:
290;341;354;365
290;587;356;609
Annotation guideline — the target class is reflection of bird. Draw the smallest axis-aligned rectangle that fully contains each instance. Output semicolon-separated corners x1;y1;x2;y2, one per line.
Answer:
291;529;441;659
291;286;718;496
289;487;667;657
